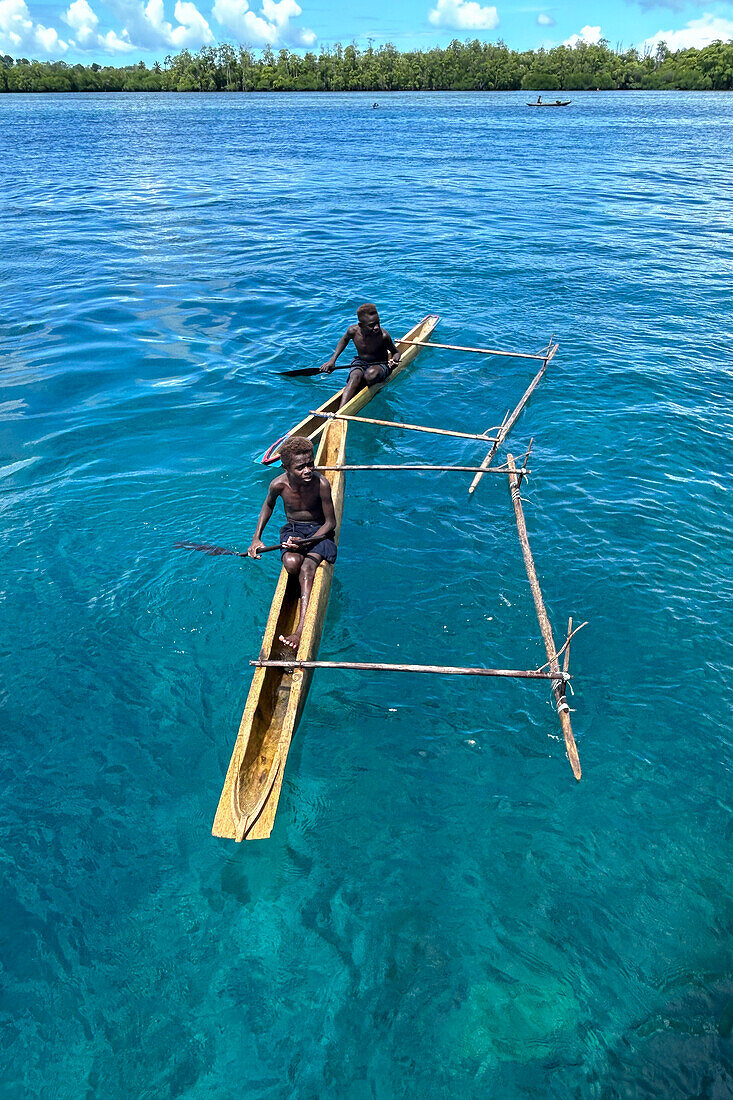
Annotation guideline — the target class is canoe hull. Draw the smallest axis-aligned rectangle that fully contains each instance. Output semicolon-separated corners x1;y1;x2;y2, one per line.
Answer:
212;418;347;841
262;313;440;464
214;312;437;841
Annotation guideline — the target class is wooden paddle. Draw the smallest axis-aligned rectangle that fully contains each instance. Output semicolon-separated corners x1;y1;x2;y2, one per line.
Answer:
175;538;321;558
278;364;352;377
279;356;399;378
176;540;279;558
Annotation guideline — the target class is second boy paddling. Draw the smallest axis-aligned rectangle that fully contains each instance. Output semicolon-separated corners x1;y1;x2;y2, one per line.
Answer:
320;303;401;408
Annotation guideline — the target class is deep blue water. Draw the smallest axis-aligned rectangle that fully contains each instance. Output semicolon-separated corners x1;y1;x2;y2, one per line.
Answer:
1;90;732;1097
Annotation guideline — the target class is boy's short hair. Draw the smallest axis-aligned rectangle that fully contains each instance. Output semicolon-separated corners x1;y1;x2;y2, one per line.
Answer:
280;435;314;469
357;303;377;320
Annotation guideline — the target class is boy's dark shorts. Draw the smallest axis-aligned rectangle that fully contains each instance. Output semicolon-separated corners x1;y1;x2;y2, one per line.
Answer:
280;521;337;564
348;357;391;384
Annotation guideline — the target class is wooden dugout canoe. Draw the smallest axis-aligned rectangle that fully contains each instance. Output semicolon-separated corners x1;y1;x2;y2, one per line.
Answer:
212;418;348;841
261;313;440;464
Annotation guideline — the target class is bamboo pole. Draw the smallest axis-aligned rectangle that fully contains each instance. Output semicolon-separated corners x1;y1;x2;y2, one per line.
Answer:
310;410;500;443
468;343;558;496
253;659;571;681
563;617;573;677
516;437;534;488
400;339;547;361
317;464;530;474
506;454;581;781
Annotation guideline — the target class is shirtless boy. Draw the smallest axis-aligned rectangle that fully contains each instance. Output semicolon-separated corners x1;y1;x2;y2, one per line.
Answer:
320;303;401;408
248;436;337;651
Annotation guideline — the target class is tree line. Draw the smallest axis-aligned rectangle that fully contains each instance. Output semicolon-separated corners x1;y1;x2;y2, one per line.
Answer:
2;37;733;93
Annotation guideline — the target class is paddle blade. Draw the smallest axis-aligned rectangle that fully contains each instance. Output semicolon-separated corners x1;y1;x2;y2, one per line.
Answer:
278;364;349;377
175;541;245;558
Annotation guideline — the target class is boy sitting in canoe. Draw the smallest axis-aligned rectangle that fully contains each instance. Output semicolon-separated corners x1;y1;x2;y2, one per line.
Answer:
320;303;401;408
248;436;337;651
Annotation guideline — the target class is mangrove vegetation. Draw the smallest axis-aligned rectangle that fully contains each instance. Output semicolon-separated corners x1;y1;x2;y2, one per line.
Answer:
2;37;733;93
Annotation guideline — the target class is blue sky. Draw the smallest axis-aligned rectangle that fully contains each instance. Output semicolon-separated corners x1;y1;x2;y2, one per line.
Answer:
2;0;733;64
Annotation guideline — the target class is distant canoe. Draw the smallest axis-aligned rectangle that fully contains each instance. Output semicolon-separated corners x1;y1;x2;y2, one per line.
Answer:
527;100;571;107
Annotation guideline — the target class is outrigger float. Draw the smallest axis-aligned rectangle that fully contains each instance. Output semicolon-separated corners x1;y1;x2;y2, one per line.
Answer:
212;319;584;842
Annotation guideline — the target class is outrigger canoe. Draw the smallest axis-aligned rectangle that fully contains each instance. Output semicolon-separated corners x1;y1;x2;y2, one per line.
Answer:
212;418;347;841
214;313;438;841
261;313;440;465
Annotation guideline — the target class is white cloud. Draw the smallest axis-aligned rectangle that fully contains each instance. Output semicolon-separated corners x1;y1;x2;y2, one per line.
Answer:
0;0;33;47
62;0;136;51
35;21;68;49
98;26;135;49
0;0;67;52
563;24;601;46
141;0;212;45
3;0;213;55
63;0;98;43
100;0;213;50
537;12;554;27
212;0;270;42
142;0;166;33
640;13;733;51
428;0;499;30
171;0;212;43
3;0;217;55
212;0;315;45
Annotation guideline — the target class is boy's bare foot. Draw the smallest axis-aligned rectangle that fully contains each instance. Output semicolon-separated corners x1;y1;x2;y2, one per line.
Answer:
279;630;302;651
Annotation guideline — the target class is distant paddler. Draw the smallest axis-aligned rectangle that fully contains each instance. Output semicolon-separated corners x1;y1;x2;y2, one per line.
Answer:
248;436;337;651
320;303;401;408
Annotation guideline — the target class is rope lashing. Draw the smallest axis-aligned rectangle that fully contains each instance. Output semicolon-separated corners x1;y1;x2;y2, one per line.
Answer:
535;621;589;674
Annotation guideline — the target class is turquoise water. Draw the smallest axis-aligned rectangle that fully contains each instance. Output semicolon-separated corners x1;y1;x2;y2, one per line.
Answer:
2;90;732;1096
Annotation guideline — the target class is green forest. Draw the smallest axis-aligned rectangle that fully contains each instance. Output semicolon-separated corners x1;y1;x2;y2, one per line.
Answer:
2;37;733;93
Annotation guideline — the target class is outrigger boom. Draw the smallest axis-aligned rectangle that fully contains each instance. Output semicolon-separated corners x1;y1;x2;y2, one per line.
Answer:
469;341;558;495
310;410;500;443
399;338;548;360
254;659;571;681
317;463;531;475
